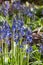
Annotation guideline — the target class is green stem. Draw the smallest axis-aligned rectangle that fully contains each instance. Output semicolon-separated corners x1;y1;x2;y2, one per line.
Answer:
1;39;4;65
19;39;22;65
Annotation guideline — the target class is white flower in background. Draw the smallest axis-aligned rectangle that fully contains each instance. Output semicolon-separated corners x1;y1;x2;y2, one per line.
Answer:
25;44;28;49
24;56;26;59
14;42;17;47
26;1;29;7
11;0;15;3
4;57;9;63
31;8;34;12
24;44;28;50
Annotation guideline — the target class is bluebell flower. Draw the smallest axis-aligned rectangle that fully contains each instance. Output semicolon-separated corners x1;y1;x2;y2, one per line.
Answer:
15;39;19;44
15;1;20;4
22;40;28;44
19;27;25;36
5;1;10;10
12;1;21;10
12;19;24;37
3;21;10;29
26;31;32;35
30;26;32;30
26;36;32;43
13;33;19;41
0;47;2;52
2;21;11;38
26;46;33;53
5;39;10;45
0;27;3;40
27;12;33;17
15;3;21;10
2;8;8;16
42;9;43;15
25;28;32;35
40;44;43;52
0;27;2;34
2;1;10;16
20;30;25;37
13;19;24;28
1;28;6;39
18;20;24;26
24;8;30;15
20;45;24;48
12;18;33;44
12;25;16;32
6;31;12;38
17;26;21;31
2;32;7;39
0;6;2;13
3;9;8;16
24;10;27;15
0;36;2;40
2;1;10;10
13;19;17;23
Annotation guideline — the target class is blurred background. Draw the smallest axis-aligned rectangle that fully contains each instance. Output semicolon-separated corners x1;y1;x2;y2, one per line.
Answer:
0;0;43;5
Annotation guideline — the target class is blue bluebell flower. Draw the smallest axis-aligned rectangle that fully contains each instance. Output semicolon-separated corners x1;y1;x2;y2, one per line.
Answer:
12;19;24;33
0;27;2;34
2;2;9;16
12;1;21;10
15;39;19;44
0;6;2;13
2;32;7;39
24;28;32;35
23;7;30;15
13;19;17;23
13;33;19;41
20;45;24;48
40;44;43;52
26;36;32;43
18;20;24;27
15;1;21;10
1;28;6;39
22;40;28;44
19;27;25;36
20;31;25;37
0;47;2;52
3;21;10;29
27;12;33;17
0;36;2;40
0;27;3;40
5;1;10;10
26;46;33;53
6;31;12;38
5;39;10;45
3;9;8;16
12;25;16;32
12;18;33;44
2;21;11;39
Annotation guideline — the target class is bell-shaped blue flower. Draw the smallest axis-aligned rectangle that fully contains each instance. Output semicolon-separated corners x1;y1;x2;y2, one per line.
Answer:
26;46;33;53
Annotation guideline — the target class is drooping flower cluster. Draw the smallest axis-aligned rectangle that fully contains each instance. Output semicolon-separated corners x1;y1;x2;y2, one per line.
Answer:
0;1;43;54
0;18;33;52
0;1;34;18
12;18;32;44
0;17;43;52
0;21;12;45
1;1;10;16
12;1;21;10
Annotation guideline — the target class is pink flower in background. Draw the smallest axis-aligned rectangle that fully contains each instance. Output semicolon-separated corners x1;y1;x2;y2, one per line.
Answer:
0;0;2;3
